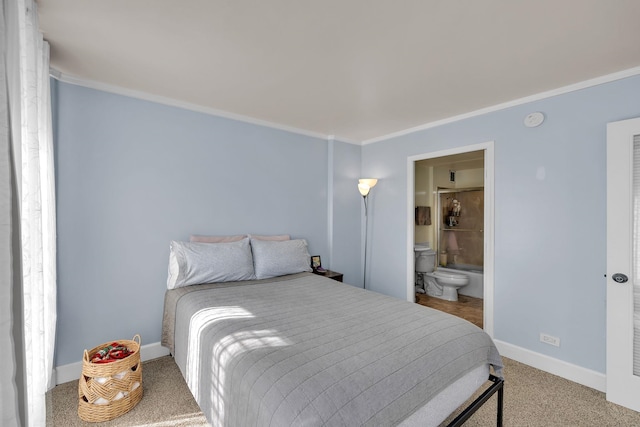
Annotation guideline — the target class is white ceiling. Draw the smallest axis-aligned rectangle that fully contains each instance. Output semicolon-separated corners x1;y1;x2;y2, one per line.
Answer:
38;1;640;143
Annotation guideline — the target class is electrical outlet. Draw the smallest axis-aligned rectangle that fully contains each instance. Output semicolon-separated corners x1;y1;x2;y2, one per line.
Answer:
540;333;560;347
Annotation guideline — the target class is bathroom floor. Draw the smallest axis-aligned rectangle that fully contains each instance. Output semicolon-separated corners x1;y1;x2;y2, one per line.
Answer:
415;293;483;328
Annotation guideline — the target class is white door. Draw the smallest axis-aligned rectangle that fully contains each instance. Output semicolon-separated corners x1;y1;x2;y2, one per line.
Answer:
607;117;640;411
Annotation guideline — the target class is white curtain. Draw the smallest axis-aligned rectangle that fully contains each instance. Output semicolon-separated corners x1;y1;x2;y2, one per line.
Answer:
1;1;21;425
2;0;57;425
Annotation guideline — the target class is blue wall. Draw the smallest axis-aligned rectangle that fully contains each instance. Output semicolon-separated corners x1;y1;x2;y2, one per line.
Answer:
329;140;363;284
54;74;640;375
53;81;361;365
362;74;640;373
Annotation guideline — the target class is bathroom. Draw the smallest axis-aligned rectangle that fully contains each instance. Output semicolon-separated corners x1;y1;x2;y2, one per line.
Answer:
414;150;484;325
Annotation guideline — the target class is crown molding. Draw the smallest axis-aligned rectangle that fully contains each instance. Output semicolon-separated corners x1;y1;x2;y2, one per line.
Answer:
51;66;640;147
362;66;640;145
50;69;360;146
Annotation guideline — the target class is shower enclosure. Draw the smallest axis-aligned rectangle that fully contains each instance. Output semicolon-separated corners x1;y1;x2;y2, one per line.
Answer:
437;188;484;272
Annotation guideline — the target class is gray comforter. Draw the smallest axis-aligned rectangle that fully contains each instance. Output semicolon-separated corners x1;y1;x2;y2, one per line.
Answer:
161;273;502;427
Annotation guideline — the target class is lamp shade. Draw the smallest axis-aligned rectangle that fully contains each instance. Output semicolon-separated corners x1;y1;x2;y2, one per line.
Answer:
358;178;378;189
358;183;370;196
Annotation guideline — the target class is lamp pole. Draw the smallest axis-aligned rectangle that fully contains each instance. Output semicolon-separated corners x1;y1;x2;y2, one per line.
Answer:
362;193;369;289
358;179;377;290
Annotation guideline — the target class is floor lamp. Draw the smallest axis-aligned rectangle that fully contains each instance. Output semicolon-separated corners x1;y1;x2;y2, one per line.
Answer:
358;178;378;289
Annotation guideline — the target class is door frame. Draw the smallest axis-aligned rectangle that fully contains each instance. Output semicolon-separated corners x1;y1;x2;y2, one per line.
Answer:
406;141;495;337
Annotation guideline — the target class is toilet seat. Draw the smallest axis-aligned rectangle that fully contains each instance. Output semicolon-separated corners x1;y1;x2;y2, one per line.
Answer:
426;271;469;285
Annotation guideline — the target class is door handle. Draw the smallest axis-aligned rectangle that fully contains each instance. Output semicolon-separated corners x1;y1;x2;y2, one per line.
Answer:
612;273;629;283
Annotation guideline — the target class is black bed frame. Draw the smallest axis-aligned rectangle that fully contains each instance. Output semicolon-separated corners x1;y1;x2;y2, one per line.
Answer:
446;374;504;427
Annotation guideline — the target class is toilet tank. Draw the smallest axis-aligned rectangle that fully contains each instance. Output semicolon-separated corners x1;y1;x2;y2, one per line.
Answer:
415;246;436;273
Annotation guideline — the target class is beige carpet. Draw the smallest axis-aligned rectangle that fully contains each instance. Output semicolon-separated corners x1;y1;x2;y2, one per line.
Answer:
46;356;208;427
47;356;640;427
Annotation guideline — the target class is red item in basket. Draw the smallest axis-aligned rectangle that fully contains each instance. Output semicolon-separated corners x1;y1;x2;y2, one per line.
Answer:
90;342;134;363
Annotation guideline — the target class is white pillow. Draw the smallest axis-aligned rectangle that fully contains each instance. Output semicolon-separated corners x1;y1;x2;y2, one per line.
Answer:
167;238;255;289
251;238;312;280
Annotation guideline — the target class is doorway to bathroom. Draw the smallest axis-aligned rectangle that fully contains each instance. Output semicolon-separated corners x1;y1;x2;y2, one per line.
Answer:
407;142;495;335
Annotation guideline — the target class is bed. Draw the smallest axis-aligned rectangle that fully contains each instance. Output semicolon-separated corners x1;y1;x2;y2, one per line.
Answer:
161;270;503;426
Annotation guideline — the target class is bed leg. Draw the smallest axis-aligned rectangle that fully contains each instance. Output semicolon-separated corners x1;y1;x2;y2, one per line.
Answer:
496;377;504;427
446;374;504;427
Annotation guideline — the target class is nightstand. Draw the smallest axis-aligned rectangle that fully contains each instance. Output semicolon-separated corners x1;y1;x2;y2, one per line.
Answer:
312;269;343;282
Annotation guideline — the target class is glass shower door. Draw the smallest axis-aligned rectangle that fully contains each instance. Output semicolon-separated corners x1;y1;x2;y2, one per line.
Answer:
438;188;484;270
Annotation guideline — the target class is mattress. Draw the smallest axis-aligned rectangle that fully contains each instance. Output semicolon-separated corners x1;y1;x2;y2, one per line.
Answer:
162;272;502;426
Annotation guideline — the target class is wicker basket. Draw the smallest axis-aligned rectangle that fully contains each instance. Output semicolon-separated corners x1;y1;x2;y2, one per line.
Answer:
77;334;143;422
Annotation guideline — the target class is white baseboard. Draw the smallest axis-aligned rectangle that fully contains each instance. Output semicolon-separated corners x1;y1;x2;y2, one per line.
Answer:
54;341;171;385
494;339;606;392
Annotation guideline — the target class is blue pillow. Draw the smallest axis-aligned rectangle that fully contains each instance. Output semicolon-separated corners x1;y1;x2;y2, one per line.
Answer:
167;238;255;289
251;239;312;279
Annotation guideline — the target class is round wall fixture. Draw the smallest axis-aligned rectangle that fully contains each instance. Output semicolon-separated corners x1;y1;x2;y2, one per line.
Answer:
524;112;545;127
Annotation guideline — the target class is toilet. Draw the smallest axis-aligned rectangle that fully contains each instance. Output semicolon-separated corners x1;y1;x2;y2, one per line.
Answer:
415;243;469;302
